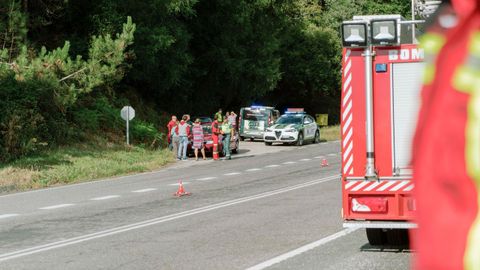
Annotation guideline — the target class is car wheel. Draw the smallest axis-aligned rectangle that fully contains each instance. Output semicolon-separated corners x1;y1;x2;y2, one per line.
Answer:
240;136;245;141
250;138;254;142
314;130;320;144
296;133;304;146
265;142;272;146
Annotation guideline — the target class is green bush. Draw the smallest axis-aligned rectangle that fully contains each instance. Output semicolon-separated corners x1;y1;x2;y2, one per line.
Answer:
0;76;68;161
130;120;164;148
70;96;123;133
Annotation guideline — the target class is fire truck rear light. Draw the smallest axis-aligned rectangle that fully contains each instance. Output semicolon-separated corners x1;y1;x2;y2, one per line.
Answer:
351;197;388;213
341;22;367;47
371;19;398;46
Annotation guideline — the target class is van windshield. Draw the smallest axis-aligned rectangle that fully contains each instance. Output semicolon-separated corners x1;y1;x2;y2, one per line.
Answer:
242;109;268;121
276;116;302;125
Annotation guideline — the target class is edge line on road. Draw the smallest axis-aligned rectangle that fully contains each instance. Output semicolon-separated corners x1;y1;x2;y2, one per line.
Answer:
245;228;359;270
0;174;339;263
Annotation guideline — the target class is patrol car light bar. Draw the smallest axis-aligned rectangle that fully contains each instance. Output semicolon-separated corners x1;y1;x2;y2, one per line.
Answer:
286;108;304;113
341;22;367;48
371;19;398;46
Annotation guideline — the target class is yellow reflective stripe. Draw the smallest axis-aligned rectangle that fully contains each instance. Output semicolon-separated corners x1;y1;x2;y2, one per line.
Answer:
453;66;480;93
469;32;480;57
423;64;436;84
464;90;480;270
420;33;446;85
420;33;447;54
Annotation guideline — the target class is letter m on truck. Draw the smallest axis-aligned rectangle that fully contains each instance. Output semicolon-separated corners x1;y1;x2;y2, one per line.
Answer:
340;15;424;245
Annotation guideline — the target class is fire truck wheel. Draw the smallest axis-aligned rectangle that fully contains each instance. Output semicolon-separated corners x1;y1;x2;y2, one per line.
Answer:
385;229;409;246
296;133;304;146
366;228;386;246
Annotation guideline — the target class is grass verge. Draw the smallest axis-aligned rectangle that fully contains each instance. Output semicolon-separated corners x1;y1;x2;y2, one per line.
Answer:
320;125;340;142
0;143;175;194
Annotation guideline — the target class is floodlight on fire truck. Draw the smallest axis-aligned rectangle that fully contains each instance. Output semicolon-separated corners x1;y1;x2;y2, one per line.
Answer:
370;19;398;46
341;22;367;48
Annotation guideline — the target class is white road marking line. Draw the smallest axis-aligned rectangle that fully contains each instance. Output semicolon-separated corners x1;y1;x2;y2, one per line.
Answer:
169;182;192;185
132;188;157;193
39;204;74;210
0;175;339;263
265;165;280;168
90;195;120;201
246;228;358;270
0;214;19;219
328;153;337;156
246;168;262;172
283;161;296;165
224;172;241;176
299;158;311;161
314;156;324;159
196;177;217;181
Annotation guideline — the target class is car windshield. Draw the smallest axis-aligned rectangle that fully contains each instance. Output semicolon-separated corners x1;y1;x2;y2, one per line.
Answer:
242;109;268;121
202;124;212;134
276;116;302;125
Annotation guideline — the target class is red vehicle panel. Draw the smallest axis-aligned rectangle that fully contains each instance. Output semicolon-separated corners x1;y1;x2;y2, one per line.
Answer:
341;44;424;223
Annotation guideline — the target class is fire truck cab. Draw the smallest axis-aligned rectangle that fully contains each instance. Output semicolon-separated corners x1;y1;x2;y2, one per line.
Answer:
340;15;425;245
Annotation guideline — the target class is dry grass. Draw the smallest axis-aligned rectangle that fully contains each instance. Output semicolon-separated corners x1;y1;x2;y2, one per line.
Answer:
0;144;175;194
320;125;340;142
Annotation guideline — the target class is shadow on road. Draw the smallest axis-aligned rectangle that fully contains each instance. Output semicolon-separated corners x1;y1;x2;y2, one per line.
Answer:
360;243;412;253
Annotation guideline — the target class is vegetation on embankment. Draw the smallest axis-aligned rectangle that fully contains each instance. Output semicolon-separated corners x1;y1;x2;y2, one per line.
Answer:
0;1;408;189
321;125;340;142
0;140;174;194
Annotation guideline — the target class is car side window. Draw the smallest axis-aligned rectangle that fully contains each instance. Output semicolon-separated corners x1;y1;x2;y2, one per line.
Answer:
304;117;312;124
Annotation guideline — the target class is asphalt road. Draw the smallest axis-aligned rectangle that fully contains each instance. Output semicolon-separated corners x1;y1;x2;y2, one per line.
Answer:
0;141;412;269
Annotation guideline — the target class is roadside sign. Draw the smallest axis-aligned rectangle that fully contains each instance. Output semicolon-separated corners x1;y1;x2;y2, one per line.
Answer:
121;106;135;121
121;106;135;145
316;114;328;126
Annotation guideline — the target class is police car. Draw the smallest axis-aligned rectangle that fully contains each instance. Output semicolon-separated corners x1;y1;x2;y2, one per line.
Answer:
263;109;320;146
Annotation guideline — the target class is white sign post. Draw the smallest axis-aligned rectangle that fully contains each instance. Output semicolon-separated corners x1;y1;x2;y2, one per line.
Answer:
121;106;135;145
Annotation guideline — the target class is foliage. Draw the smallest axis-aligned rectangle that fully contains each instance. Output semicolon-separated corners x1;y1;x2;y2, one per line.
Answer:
0;142;174;193
0;0;413;163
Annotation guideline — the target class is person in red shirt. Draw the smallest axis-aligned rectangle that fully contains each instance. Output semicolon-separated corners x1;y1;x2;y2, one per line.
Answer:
167;115;177;149
211;115;221;160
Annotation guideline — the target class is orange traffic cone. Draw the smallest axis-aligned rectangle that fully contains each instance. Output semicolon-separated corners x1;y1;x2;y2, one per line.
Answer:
173;181;191;197
321;158;329;167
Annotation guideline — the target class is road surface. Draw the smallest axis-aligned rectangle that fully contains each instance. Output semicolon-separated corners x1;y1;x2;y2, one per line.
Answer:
0;141;411;269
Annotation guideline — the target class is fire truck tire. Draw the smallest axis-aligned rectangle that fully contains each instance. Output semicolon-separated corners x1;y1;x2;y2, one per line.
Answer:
385;229;409;246
366;228;386;246
296;133;304;146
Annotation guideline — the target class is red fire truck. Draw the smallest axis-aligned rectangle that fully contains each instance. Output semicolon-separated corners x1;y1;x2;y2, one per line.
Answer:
340;15;425;245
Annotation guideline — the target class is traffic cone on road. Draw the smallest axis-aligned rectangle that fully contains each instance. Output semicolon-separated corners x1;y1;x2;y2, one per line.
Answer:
173;181;191;197
321;158;329;167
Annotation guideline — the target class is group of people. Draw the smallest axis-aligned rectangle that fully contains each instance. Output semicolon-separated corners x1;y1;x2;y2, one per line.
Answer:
167;109;238;161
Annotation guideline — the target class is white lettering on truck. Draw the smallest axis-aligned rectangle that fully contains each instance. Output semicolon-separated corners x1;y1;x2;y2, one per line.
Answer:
388;48;425;61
